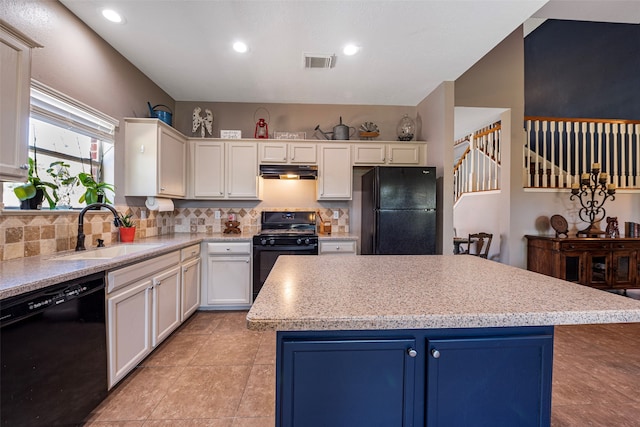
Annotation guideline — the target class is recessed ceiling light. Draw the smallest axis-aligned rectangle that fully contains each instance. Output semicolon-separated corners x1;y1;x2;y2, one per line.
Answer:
233;41;248;53
101;9;123;24
343;44;360;56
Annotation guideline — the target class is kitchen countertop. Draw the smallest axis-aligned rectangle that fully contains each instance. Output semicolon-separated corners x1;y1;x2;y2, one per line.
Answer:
0;232;252;300
246;255;640;331
317;233;358;240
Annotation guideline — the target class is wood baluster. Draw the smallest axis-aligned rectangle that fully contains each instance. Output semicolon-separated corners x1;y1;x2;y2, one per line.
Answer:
635;124;640;187
612;123;619;187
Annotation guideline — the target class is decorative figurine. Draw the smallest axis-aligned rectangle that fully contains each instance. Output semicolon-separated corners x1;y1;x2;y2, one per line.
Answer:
606;216;620;238
192;107;214;137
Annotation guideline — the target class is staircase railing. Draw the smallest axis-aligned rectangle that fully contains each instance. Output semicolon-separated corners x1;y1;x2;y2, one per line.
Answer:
524;116;640;189
454;122;501;203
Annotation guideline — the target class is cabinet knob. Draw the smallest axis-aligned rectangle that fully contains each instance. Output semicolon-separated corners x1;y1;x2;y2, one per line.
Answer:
19;163;29;170
407;348;417;358
618;244;625;248
569;245;575;249
431;349;441;359
336;246;341;250
226;248;231;251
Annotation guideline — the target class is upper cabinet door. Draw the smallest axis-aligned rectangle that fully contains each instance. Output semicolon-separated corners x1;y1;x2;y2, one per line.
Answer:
289;143;317;164
192;140;225;198
157;125;187;197
352;144;386;165
227;141;260;199
388;144;421;165
0;23;40;181
317;144;352;200
259;142;288;163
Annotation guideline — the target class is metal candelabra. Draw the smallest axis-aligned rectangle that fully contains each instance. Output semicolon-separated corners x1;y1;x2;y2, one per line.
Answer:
570;163;616;237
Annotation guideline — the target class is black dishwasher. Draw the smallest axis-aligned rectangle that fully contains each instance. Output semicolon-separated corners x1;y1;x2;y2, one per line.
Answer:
1;272;108;426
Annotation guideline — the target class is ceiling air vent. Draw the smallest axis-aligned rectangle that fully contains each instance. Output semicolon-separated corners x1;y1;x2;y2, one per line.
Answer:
304;53;336;69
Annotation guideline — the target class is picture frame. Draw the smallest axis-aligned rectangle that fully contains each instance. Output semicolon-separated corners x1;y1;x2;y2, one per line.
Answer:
220;130;242;139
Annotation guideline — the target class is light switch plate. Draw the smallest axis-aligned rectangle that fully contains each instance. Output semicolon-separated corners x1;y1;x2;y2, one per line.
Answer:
333;210;339;219
215;211;221;219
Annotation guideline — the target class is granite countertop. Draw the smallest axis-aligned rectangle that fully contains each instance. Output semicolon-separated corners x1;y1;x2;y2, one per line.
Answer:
247;255;640;331
0;232;252;300
317;233;358;240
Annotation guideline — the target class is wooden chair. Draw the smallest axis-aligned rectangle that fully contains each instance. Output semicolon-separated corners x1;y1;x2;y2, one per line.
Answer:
462;232;493;259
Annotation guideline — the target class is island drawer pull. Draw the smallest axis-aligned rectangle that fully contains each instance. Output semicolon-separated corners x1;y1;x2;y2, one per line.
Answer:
407;348;417;358
431;349;440;359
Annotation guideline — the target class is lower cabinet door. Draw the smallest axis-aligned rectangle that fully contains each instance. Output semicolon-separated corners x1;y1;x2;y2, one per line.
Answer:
106;279;153;389
181;257;201;321
207;256;251;305
279;338;416;427
426;334;553;427
152;266;182;346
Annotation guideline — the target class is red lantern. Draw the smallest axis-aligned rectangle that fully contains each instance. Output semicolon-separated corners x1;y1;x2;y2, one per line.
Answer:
255;118;269;139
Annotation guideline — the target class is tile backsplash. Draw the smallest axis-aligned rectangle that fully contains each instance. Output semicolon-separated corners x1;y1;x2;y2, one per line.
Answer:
0;206;349;261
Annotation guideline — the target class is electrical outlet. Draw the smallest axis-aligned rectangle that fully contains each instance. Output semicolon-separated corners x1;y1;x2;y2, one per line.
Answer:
215;211;221;219
333;210;339;219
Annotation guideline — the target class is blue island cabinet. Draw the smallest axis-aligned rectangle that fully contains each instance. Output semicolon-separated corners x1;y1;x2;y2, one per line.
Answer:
276;326;553;427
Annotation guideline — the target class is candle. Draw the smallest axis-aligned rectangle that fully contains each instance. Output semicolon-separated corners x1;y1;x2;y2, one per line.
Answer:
571;183;579;189
592;163;600;170
608;183;616;190
581;173;589;183
599;172;608;179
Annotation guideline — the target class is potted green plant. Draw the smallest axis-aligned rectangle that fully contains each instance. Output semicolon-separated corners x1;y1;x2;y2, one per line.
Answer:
78;172;115;205
13;157;58;210
118;212;136;242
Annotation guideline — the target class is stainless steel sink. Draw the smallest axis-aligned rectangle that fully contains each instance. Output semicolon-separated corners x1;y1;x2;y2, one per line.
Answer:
53;244;164;261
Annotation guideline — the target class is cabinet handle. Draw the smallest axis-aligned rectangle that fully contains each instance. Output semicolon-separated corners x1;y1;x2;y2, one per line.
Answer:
569;245;575;249
246;259;250;263
226;248;231;251
602;244;607;248
431;349;441;359
618;244;625;248
407;348;417;358
19;164;29;170
160;187;166;191
219;191;223;195
184;266;189;272
336;246;341;250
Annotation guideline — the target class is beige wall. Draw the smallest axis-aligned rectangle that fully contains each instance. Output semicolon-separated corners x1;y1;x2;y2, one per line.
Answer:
417;82;455;254
3;0;174;205
454;27;526;266
175;102;416;142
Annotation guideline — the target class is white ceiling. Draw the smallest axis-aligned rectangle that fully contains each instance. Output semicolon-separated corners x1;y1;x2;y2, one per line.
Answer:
60;0;640;107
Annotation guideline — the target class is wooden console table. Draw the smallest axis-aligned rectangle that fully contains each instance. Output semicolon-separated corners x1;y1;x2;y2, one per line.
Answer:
525;235;640;290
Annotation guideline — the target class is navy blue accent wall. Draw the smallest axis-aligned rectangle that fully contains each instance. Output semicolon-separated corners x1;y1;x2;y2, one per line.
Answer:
525;20;640;120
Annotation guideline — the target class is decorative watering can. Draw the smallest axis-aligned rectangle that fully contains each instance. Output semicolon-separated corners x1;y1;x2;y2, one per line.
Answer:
147;102;173;126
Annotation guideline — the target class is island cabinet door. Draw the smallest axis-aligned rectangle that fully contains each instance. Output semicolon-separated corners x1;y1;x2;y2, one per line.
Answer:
279;337;417;427
425;333;553;427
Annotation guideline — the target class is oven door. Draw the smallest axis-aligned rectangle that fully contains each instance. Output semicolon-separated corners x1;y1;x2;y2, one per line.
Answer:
252;244;318;300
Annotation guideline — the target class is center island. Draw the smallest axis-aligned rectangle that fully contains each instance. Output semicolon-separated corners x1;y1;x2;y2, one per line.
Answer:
247;255;640;427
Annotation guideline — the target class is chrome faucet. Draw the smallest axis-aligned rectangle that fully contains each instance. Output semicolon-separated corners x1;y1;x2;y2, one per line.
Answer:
75;203;121;251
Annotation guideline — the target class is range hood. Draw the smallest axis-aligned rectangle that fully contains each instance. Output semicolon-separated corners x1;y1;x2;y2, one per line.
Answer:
260;164;318;180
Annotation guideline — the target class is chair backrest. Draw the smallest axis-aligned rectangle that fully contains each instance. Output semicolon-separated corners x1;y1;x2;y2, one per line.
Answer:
468;232;493;258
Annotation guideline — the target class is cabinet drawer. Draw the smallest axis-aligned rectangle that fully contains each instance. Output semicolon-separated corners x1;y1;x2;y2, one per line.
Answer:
560;241;610;251
107;251;180;293
207;242;251;254
319;240;356;254
181;244;201;261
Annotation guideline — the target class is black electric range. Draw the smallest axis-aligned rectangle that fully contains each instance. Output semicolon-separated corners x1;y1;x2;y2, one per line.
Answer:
252;211;318;300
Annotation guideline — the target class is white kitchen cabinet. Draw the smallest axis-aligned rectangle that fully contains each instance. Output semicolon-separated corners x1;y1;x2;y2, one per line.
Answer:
181;244;201;321
189;139;260;199
190;140;225;198
152;265;182;346
106;250;181;388
317;144;352;200
227;141;260;199
319;240;357;255
388;144;422;165
124;118;187;198
106;278;153;389
259;141;317;164
352;142;425;166
0;22;40;181
203;242;252;308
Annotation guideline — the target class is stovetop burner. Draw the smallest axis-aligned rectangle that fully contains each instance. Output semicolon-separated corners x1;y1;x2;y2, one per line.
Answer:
254;211;318;245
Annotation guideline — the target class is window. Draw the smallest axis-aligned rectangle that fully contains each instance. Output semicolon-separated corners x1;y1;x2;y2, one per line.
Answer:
2;81;118;209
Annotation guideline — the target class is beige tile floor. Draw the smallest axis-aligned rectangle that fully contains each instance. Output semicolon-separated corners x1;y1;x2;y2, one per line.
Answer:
87;311;640;426
86;311;276;427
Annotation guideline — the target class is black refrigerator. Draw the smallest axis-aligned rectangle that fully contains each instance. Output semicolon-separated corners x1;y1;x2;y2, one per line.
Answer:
361;166;437;254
